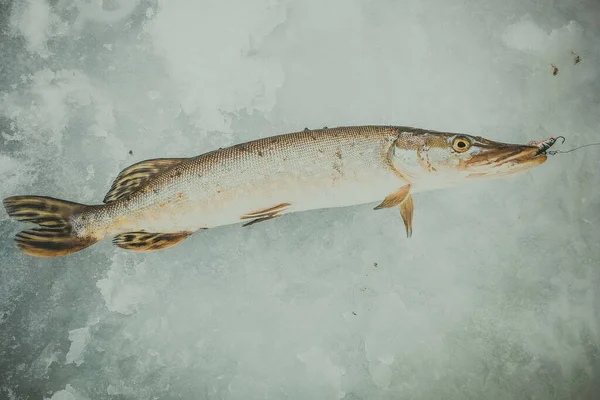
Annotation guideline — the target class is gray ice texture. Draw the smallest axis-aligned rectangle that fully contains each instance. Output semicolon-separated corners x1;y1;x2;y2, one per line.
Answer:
0;0;599;399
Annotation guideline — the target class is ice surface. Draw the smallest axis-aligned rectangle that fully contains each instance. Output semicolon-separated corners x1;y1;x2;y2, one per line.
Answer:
1;0;599;399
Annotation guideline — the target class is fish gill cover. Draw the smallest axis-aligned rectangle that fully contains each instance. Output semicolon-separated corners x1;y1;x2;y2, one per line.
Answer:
0;0;599;399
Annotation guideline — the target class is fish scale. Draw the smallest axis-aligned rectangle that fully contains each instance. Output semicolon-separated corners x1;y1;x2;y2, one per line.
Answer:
86;125;404;237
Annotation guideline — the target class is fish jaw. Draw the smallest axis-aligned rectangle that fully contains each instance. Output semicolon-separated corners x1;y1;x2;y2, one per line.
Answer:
388;129;549;192
464;145;547;179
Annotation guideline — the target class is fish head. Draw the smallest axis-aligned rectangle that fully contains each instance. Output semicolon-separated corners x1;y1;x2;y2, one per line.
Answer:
390;129;548;191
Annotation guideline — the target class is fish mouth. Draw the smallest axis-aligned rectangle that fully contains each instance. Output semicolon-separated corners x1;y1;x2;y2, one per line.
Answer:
466;139;550;178
493;144;547;168
479;141;546;162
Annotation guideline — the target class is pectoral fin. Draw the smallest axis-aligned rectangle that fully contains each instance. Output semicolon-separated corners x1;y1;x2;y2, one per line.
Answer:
241;203;291;227
399;194;414;238
241;203;291;219
242;214;281;227
374;184;411;210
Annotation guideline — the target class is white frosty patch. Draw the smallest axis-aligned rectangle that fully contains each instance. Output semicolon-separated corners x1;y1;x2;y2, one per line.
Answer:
297;347;346;399
66;327;91;366
76;0;140;24
143;0;286;133
96;254;153;315
502;16;551;53
0;69;116;143
9;0;67;57
45;384;90;400
502;16;585;66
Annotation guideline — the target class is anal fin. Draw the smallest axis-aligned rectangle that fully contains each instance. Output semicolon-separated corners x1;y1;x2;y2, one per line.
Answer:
113;231;192;252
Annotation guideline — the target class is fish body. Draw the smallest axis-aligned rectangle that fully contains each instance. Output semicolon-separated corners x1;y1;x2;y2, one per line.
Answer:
90;126;403;237
3;125;551;257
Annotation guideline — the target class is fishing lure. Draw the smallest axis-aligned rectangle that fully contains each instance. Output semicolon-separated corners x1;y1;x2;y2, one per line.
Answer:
527;136;565;155
528;136;600;156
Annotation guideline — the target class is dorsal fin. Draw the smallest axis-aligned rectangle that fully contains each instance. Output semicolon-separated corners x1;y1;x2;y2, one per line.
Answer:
103;158;185;203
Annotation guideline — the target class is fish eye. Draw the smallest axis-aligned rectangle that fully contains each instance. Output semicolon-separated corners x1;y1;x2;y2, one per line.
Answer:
452;137;471;152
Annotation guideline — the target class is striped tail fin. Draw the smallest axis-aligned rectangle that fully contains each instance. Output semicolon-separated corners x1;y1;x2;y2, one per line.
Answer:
3;195;98;257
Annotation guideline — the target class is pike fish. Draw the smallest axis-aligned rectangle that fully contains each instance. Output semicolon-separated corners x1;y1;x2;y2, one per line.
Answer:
3;125;552;258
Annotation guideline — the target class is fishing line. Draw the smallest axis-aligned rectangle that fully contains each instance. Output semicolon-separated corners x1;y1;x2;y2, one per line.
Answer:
547;141;600;155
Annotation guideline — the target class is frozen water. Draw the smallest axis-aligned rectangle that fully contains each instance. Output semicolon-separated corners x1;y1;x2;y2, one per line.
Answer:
1;0;599;399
